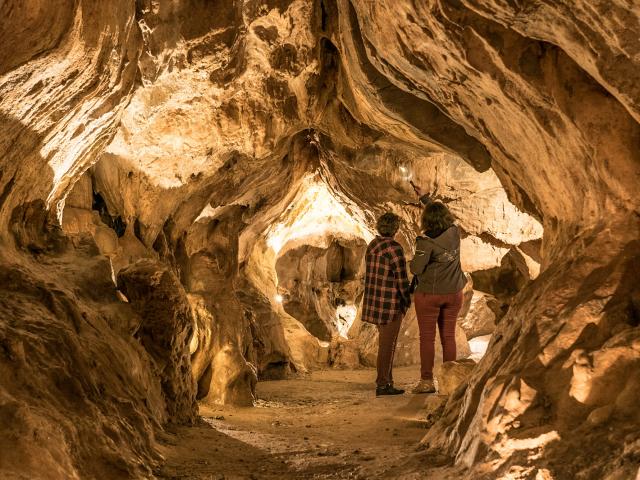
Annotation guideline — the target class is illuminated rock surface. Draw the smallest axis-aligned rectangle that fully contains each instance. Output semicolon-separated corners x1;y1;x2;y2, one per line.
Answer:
0;1;638;479
434;359;477;396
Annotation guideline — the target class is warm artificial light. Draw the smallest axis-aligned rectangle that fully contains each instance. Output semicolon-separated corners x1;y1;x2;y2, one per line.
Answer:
399;164;413;181
265;174;374;254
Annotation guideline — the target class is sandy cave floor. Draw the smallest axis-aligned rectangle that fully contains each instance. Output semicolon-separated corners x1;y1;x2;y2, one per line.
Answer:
155;367;463;480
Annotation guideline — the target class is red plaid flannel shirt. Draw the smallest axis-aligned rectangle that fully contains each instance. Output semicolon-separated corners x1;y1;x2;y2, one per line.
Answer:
361;236;411;325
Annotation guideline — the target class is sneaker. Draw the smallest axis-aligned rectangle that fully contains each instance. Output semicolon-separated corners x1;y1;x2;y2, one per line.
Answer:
412;379;436;394
376;384;405;396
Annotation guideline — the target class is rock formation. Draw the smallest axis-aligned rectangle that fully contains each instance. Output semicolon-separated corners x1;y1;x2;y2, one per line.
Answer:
1;1;638;479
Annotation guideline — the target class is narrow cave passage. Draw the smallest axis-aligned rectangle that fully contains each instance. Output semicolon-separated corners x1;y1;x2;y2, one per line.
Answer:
1;1;639;480
150;158;545;478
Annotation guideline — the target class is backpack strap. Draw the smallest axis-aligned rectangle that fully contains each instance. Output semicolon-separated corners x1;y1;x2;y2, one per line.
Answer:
421;236;459;263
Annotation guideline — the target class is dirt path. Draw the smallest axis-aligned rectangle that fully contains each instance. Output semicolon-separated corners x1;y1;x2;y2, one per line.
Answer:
155;367;462;480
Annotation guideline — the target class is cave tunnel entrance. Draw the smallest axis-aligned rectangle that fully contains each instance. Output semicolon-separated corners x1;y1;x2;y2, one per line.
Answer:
54;134;547;480
274;236;366;341
162;154;549;478
248;156;544;375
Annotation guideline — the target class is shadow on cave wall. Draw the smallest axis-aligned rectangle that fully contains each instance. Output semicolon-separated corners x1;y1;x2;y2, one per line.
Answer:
0;113;58;247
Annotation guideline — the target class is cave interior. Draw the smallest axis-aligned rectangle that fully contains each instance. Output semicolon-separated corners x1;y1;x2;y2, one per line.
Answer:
0;1;639;479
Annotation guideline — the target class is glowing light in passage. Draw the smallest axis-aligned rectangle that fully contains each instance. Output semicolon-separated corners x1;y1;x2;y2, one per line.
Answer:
265;175;374;254
274;294;284;304
336;304;357;338
398;164;413;181
468;334;491;361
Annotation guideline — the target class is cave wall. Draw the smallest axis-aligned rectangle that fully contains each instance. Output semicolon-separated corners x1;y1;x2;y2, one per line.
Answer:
337;0;640;236
0;1;141;236
181;205;291;404
1;1;639;479
0;234;167;478
275;236;365;340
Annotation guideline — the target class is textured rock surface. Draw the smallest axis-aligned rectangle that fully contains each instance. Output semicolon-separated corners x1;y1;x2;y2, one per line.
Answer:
1;0;639;478
0;239;165;479
0;1;140;233
460;291;497;340
275;237;365;341
280;313;330;373
117;260;197;424
423;228;640;478
434;359;477;396
341;0;640;227
182;206;288;402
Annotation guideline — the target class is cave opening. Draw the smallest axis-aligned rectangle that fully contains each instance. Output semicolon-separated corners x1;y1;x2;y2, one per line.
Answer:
1;1;639;479
248;154;544;374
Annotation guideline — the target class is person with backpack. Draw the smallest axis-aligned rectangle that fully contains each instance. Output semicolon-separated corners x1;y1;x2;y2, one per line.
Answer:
409;198;467;394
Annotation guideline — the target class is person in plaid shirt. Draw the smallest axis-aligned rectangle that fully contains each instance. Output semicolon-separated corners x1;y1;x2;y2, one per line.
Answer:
362;212;411;396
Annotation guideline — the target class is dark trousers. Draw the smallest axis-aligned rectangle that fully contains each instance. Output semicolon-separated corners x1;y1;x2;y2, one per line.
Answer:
414;291;463;380
375;312;403;386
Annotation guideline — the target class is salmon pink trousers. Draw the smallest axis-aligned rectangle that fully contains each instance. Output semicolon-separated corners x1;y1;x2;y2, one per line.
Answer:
414;290;463;380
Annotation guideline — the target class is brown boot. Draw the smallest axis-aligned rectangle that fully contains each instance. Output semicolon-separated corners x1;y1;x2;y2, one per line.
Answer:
412;379;436;394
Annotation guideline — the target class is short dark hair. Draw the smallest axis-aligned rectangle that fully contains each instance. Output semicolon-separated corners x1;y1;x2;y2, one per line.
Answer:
421;202;454;237
376;212;400;237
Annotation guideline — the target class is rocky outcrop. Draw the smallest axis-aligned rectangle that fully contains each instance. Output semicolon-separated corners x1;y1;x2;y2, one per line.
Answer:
117;260;197;424
423;225;640;478
459;291;498;340
434;359;477;396
0;1;140;237
0;240;165;479
280;313;330;373
182;207;277;404
276;237;365;340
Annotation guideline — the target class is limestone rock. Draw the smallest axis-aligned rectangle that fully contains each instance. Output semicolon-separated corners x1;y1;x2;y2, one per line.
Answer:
423;222;640;479
420;395;449;429
64;172;93;210
276;237;365;341
459;291;497;340
328;336;361;369
409;153;543;247
468;334;492;362
0;243;165;479
1;0;639;478
10;200;68;254
183;207;292;401
434;359;477;396
117;259;197;424
460;235;510;272
341;0;639;224
470;248;532;301
208;346;258;407
280;314;329;374
458;273;475;321
0;0;141;234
